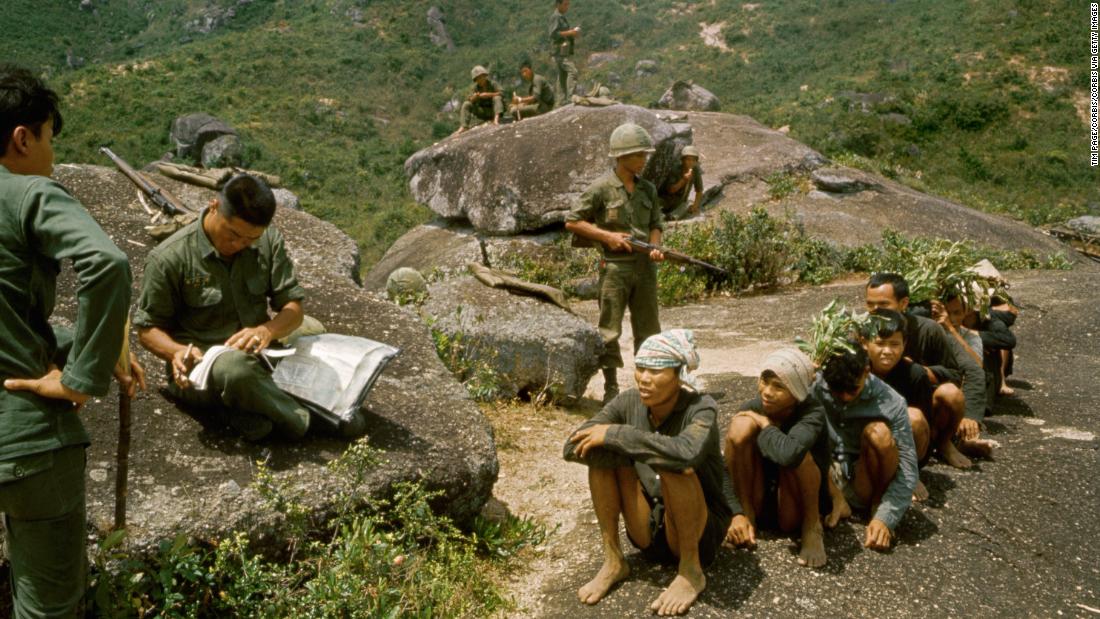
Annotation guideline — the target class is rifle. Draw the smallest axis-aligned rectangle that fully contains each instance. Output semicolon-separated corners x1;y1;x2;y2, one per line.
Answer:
100;147;195;217
625;238;729;275
113;318;133;531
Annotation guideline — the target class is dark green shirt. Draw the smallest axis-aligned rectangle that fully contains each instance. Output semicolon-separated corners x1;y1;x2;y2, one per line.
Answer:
566;171;665;261
563;388;741;520
0;164;132;460
659;165;704;211
470;79;503;112
527;74;555;113
548;10;574;57
133;210;305;348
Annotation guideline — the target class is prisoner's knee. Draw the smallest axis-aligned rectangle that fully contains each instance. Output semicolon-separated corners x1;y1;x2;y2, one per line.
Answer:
909;407;929;438
727;414;761;448
934;383;965;413
862;421;896;453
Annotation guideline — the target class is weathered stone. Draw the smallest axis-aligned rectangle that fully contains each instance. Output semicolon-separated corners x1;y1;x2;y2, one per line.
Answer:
422;276;602;401
272;187;301;211
200;134;244;168
837;91;895;113
587;52;621;68
187;6;238;34
66;49;85;69
656;81;721;112
427;6;456;51
634;59;659;77
405;105;692;235
481;231;564;268
1066;215;1100;235
811;167;881;194
39;164;497;560
364;222;484;291
880;112;912;126
170;113;237;163
567;276;600;300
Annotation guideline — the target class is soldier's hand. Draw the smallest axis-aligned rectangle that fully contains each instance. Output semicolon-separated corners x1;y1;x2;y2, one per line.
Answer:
649;248;665;262
172;346;203;389
4;366;89;409
114;357;147;398
227;326;273;354
724;514;756;548
569;424;611;458
603;232;633;253
864;519;892;550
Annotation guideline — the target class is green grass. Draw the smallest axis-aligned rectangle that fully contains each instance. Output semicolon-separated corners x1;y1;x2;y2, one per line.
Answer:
6;0;1095;267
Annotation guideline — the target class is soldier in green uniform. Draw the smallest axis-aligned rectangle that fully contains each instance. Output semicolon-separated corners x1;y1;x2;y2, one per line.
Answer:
658;145;704;220
135;175;364;440
456;66;503;134
565;123;666;404
0;64;138;618
509;60;555;121
549;0;580;107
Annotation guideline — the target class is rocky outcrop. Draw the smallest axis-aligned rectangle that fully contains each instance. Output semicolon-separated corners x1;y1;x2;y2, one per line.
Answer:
273;187;302;211
634;59;659;77
38;164;497;560
363;222;484;291
422;276;602;402
1066;215;1100;235
427;6;456;51
200;134;244;168
170;113;238;164
405;105;692;235
656;81;721;112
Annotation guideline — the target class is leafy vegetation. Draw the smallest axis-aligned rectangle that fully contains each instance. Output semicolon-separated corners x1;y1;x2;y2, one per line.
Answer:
4;0;1094;271
86;441;547;617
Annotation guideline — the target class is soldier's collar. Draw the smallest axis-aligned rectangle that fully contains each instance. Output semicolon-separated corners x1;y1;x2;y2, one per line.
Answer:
194;208;219;259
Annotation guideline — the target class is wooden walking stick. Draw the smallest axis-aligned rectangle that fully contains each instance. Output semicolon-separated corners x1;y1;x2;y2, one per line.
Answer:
113;319;133;530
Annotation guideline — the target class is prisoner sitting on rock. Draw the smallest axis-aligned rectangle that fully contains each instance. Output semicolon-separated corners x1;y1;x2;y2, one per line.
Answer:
564;122;666;404
658;144;704;220
455;65;503;134
564;330;737;616
135;174;365;440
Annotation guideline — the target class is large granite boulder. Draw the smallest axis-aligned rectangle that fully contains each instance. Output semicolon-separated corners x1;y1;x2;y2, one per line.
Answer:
200;134;244;168
38;164;498;560
363;222;485;291
427;6;456;51
404;105;692;235
170;112;238;163
421;276;602;402
656;80;722;112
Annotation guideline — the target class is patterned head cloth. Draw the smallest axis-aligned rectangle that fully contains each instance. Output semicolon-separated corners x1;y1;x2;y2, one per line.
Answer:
635;329;701;390
760;348;816;402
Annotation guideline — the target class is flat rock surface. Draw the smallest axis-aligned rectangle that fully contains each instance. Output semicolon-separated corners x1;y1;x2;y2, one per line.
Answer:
490;265;1100;617
30;164;497;557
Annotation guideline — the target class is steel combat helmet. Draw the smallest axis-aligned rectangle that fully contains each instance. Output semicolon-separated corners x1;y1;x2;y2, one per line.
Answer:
608;122;656;158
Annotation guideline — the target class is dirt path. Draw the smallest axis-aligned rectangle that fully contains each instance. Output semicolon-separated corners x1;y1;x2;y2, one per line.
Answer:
486;268;1100;618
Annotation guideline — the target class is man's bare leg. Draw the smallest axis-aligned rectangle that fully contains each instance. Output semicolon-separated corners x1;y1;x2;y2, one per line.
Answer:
908;407;930;502
999;349;1014;395
824;473;851;528
650;469;707;616
577;467;636;605
724;415;765;526
777;454;826;567
931;383;972;469
852;421;899;511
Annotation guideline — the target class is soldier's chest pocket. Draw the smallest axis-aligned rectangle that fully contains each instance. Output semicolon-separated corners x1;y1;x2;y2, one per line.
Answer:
603;197;632;227
244;274;269;302
182;283;223;309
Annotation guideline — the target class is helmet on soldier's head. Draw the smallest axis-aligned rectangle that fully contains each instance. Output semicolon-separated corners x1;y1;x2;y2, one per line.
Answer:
470;65;490;80
386;267;428;302
608;123;656;158
681;145;701;159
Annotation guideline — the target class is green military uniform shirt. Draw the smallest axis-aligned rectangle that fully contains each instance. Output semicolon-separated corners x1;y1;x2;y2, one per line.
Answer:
0;164;132;461
548;10;574;57
133;209;305;348
470;79;503;113
566;171;665;261
527;74;555;114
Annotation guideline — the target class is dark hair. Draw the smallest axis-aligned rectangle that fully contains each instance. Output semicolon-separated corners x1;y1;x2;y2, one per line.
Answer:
218;174;276;227
822;341;869;394
868;308;907;341
866;272;909;302
0;64;64;157
520;58;533;71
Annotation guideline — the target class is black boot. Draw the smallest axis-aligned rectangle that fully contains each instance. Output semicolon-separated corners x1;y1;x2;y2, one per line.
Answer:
602;367;619;405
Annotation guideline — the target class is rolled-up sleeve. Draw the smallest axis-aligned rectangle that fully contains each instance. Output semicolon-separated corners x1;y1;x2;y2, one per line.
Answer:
267;227;306;311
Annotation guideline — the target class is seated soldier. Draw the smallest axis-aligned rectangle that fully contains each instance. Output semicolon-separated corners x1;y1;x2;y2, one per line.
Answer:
135;175;364;441
658;145;704;220
509;60;555;121
817;342;919;551
865;273;985;464
563;330;736;616
455;65;503;134
724;348;829;567
864;309;937;501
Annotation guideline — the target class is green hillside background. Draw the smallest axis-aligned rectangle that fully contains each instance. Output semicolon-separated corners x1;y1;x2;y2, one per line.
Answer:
6;0;1097;268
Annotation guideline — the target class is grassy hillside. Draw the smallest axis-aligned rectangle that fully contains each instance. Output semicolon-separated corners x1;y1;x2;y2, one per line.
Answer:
6;0;1097;268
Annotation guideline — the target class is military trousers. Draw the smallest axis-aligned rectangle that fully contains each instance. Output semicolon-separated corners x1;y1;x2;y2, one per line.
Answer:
509;102;545;121
459;97;503;129
171;349;310;440
553;56;578;107
597;255;661;369
0;445;87;619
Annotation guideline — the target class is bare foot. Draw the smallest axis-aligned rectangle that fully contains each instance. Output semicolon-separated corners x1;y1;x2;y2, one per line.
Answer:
958;438;994;460
797;521;827;568
825;495;851;528
938;440;972;469
913;479;930;502
650;569;705;616
999;385;1015;396
577;557;629;605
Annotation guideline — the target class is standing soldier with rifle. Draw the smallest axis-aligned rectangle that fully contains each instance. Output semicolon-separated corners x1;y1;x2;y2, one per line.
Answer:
565;122;666;404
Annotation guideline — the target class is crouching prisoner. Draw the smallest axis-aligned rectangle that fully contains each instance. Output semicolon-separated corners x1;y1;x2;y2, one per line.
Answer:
563;330;737;616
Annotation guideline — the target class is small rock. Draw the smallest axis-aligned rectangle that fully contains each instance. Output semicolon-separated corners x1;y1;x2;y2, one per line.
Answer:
811;168;881;194
1066;216;1100;235
656;80;721;112
89;469;108;483
201;134;244;168
587;52;621;68
634;59;659;77
219;479;242;497
273;188;301;211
